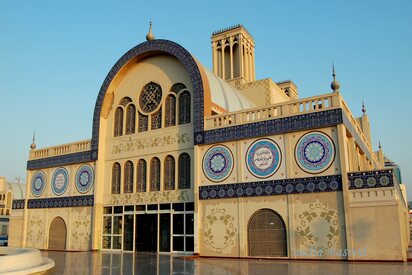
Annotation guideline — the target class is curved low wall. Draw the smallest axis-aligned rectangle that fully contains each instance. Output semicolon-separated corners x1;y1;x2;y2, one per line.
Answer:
0;247;55;274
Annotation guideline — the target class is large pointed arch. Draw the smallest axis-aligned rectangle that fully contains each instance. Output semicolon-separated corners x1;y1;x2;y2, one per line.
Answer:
91;39;211;153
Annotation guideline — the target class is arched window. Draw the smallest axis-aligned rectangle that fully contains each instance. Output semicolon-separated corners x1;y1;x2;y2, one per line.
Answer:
165;95;176;127
164;155;175;190
112;162;121;194
114;107;123;137
151;108;162;129
125;104;136;134
137;159;147;192
248;209;287;257
150;157;160;191
124;161;134;193
178;153;191;189
170;83;186;94
179;91;191;124
138;112;148;132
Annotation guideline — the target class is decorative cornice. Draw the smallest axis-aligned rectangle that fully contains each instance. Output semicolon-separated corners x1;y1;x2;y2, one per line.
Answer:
27;150;97;170
27;195;94;209
196;108;343;145
199;175;342;200
348;169;394;189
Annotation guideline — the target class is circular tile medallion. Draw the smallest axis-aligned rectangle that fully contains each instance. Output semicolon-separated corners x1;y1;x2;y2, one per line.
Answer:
75;165;94;193
31;171;46;197
203;145;234;182
246;138;282;178
295;131;335;174
52;167;69;196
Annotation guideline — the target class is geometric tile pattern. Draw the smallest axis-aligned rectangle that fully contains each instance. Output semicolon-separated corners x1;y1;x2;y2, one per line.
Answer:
199;174;342;200
27;195;94;209
197;109;343;145
295;131;335;174
75;165;94;193
246;138;281;178
27;150;97;171
12;199;25;209
348;169;394;189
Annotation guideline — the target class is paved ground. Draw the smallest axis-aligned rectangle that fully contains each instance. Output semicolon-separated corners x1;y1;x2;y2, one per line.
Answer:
41;251;412;275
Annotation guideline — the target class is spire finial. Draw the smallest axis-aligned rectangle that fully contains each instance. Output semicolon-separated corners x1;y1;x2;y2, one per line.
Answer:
362;101;366;115
379;141;382;150
30;131;36;150
330;62;340;92
146;21;155;41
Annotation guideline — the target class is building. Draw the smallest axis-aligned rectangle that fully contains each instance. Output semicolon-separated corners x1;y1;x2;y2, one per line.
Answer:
0;177;26;245
9;24;410;261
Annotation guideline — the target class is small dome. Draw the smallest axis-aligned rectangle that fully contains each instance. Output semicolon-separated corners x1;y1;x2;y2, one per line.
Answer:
30;142;36;150
146;22;155;41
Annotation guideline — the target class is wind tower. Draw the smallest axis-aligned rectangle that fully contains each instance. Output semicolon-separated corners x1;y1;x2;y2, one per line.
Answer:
211;24;255;86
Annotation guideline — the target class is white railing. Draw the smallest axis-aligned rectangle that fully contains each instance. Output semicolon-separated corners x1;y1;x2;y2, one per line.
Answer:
205;93;335;129
29;139;91;160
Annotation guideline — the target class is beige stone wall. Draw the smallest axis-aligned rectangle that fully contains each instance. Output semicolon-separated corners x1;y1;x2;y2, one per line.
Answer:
198;192;346;259
8;216;23;246
25;207;92;250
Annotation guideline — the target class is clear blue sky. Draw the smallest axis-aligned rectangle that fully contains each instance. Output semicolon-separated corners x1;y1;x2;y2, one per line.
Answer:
1;1;411;197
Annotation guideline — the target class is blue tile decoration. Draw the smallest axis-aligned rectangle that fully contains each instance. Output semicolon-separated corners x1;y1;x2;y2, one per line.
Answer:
246;138;281;178
295;131;335;174
31;171;46;197
75;165;94;193
199;109;343;145
199;175;342;200
0;217;9;222
27;150;97;170
348;169;394;189
12;199;25;209
203;145;234;182
51;167;69;196
27;195;94;209
91;39;205;150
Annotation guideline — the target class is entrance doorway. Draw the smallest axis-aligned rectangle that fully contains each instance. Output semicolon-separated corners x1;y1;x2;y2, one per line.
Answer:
135;214;157;252
248;209;287;257
48;217;67;250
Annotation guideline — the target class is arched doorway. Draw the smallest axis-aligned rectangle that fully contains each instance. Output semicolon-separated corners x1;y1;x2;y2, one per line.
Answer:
248;209;287;257
48;217;67;250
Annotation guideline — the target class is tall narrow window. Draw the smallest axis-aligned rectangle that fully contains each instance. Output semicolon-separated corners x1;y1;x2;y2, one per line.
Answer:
164;155;175;190
165;95;176;127
125;104;136;134
151;108;162;129
114;107;124;137
112;163;121;194
138;112;148;132
179;91;191;124
178;153;191;189
124;161;134;193
137;159;147;192
150;157;160;191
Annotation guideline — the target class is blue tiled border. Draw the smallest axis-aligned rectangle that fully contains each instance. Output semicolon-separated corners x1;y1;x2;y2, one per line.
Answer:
199;175;342;200
197;109;343;145
348;169;394;189
27;150;97;170
12;199;25;209
27;195;94;209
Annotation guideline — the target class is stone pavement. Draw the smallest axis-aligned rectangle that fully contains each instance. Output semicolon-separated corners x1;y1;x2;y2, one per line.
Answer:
41;251;412;275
